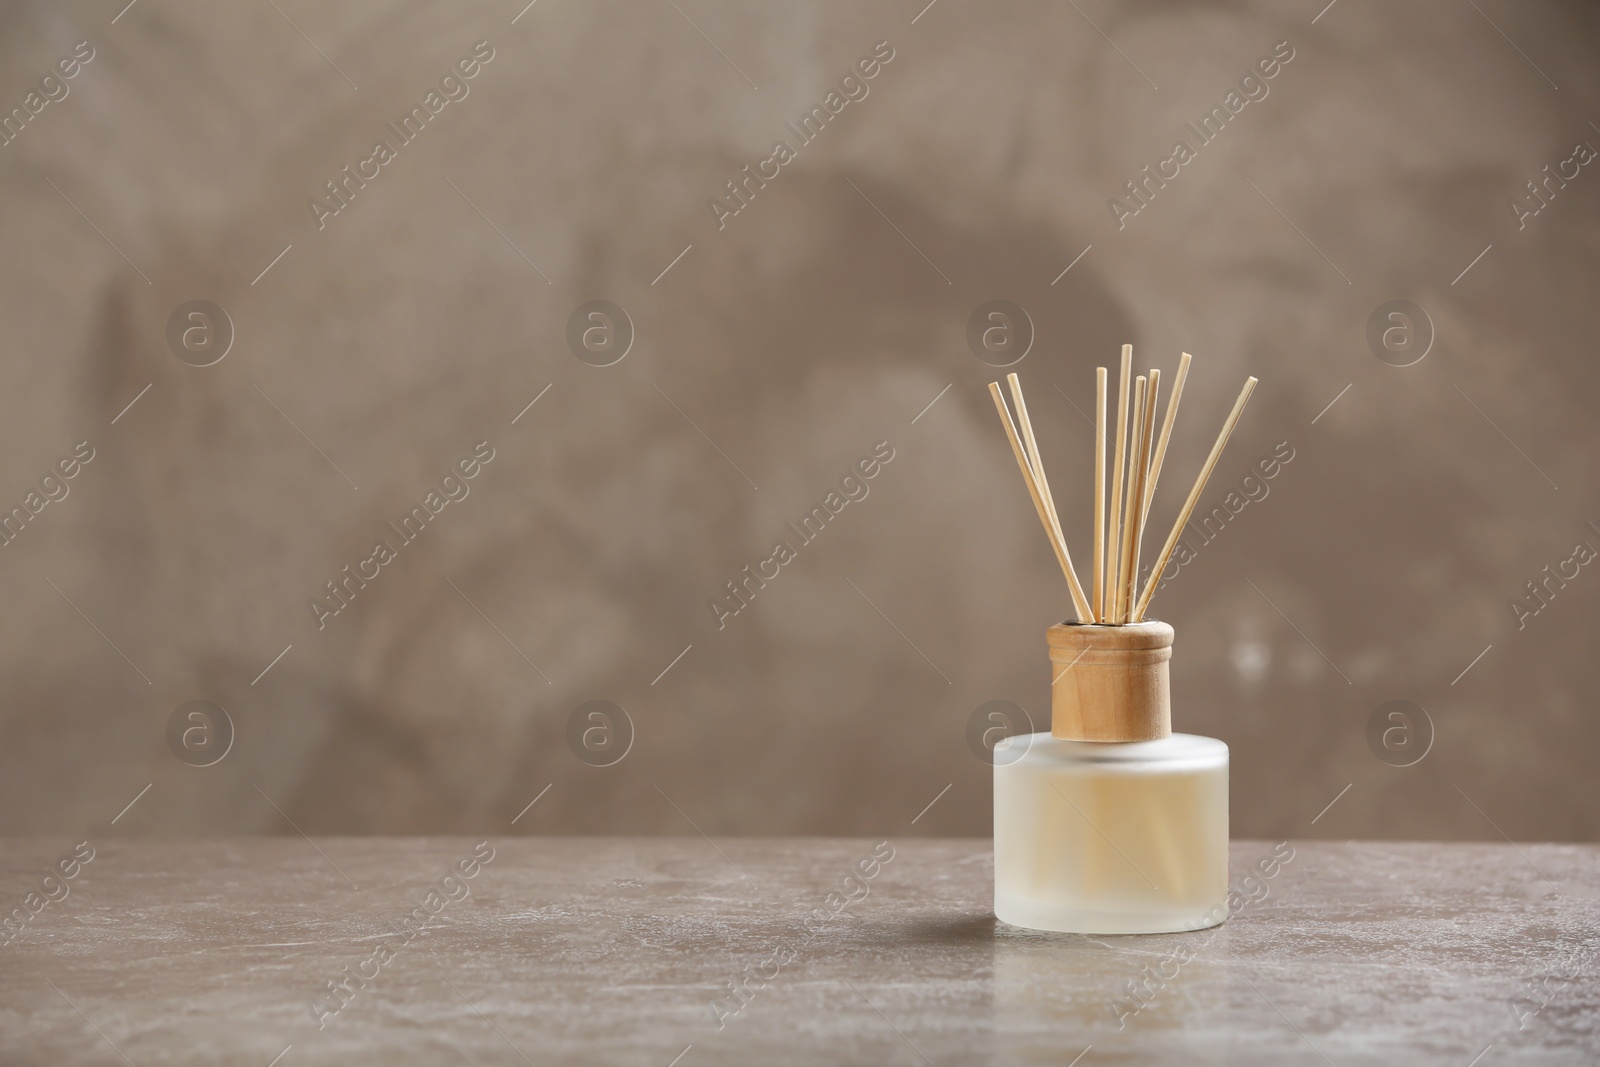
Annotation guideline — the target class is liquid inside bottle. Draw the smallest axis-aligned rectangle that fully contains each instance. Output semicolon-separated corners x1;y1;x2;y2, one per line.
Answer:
993;731;1227;934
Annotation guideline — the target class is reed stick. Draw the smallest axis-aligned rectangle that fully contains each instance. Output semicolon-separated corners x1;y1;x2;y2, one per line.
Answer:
1132;376;1259;621
1115;376;1147;622
1092;367;1107;624
1140;367;1161;504
989;382;1093;623
1127;370;1159;617
1105;345;1132;622
1006;374;1093;624
1142;352;1191;525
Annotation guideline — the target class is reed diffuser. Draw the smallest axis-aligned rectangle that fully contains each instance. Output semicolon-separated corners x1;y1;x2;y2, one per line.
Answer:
989;348;1256;934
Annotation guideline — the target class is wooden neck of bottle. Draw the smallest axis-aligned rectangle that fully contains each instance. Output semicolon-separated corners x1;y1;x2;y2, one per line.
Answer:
1047;620;1173;742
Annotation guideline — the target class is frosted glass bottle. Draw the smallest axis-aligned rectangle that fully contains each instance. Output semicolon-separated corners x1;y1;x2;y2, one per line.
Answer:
993;621;1229;934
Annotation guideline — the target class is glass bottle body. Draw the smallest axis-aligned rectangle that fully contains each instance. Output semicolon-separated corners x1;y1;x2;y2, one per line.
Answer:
993;731;1228;934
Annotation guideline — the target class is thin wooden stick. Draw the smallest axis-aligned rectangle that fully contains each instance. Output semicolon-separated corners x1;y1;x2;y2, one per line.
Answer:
1132;376;1259;621
1092;367;1107;624
1006;374;1093;624
1142;352;1192;525
989;382;1092;623
1127;369;1159;617
1104;345;1132;622
1115;376;1146;622
1141;366;1161;513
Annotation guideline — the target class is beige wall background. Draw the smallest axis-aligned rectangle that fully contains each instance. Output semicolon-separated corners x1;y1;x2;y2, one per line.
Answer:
0;0;1596;841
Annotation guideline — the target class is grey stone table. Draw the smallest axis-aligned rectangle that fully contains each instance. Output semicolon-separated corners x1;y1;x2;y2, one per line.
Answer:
3;838;1597;1065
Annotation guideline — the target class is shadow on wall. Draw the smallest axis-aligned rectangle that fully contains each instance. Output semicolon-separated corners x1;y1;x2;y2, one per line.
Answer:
278;166;1136;834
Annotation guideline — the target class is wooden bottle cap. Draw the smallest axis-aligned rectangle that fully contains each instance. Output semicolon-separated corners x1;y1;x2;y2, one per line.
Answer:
1047;620;1173;742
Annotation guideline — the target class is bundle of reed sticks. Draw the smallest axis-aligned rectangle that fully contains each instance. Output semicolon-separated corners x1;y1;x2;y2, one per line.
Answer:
989;347;1257;624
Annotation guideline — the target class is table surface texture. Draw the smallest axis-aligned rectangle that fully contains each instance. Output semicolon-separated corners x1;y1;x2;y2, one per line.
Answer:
2;838;1597;1066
